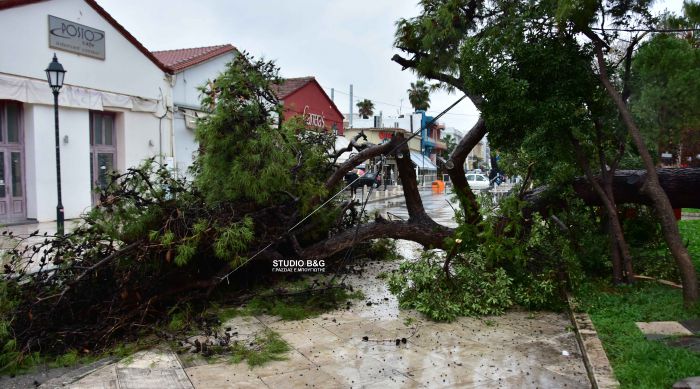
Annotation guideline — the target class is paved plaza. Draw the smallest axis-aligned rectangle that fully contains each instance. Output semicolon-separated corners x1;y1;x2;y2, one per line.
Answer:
38;240;591;388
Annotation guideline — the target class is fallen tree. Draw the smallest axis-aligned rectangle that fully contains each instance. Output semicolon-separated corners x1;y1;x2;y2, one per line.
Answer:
523;168;700;214
1;52;698;371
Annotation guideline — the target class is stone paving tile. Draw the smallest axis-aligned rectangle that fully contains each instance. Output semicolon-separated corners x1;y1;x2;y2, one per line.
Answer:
60;365;119;389
637;321;693;339
404;362;495;388
259;366;345;389
513;338;582;367
263;317;324;332
317;356;398;387
115;349;182;370
116;367;193;389
408;323;525;360
322;320;396;343
680;319;700;334
276;326;342;349
357;342;449;373
499;312;574;339
296;340;365;366
361;374;424;388
185;363;268;389
491;365;590;388
663;336;700;354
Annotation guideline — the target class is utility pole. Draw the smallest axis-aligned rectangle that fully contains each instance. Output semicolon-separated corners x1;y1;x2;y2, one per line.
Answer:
331;88;334;102
349;84;353;128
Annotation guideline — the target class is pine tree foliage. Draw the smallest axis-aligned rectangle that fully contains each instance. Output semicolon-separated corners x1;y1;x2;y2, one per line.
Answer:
195;53;331;210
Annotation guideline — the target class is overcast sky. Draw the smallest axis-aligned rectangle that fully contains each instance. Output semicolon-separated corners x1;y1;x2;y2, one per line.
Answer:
95;0;686;133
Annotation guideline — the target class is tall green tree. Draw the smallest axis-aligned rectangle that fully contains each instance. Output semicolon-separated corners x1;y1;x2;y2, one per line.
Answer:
407;80;431;111
392;0;698;303
631;25;700;166
560;0;700;305
356;99;374;119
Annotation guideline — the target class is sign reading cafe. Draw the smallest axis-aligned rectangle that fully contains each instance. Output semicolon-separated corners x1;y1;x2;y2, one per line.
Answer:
48;15;105;60
302;106;325;129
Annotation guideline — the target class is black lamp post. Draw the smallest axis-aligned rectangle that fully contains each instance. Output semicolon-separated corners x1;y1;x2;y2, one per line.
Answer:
45;53;66;236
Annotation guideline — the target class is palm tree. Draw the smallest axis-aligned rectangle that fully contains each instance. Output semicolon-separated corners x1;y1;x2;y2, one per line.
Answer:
407;80;431;112
356;99;374;119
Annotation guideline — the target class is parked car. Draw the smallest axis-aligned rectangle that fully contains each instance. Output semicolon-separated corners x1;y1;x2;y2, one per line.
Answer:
345;172;382;190
466;173;490;190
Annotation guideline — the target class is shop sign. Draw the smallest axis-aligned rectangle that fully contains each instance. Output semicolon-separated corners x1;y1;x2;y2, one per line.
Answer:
303;106;325;128
48;15;105;60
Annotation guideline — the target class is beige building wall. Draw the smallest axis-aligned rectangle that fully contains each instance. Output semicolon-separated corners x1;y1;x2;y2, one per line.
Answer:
344;128;422;153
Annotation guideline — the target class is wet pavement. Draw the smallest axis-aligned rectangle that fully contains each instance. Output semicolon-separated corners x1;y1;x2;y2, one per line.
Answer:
47;238;590;388
25;184;592;388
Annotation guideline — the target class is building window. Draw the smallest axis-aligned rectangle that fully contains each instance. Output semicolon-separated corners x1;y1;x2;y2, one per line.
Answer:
90;111;117;204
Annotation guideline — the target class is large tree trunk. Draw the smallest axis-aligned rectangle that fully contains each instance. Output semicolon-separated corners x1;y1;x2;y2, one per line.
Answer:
523;168;700;211
301;219;452;260
446;118;487;224
591;41;698;305
571;168;700;208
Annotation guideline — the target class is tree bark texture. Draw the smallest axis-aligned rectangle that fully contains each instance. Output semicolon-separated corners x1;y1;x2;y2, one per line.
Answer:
523;168;700;211
446;118;487;224
301;219;452;260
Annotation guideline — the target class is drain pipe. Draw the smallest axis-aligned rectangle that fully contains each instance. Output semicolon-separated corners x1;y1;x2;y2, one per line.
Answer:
156;87;169;165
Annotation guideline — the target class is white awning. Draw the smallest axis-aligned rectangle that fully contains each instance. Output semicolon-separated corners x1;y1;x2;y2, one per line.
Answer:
0;73;162;114
409;151;437;171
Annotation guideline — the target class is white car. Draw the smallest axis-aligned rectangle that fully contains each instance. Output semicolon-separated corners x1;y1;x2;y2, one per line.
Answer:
466;174;490;190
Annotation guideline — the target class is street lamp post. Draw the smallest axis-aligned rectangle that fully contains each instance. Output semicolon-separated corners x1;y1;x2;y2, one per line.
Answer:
45;54;66;236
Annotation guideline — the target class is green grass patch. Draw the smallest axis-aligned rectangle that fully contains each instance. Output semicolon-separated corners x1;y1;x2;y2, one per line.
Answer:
682;208;700;213
577;282;700;388
679;220;700;264
575;219;700;388
230;330;290;367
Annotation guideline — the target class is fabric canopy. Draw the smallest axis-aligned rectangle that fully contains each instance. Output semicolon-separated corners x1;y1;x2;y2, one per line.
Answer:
0;73;161;114
409;151;437;171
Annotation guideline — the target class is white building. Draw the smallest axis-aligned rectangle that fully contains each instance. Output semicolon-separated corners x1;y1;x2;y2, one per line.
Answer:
0;0;175;223
153;45;237;174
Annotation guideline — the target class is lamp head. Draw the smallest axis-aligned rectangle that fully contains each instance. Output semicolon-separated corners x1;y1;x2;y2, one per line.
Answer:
45;53;66;93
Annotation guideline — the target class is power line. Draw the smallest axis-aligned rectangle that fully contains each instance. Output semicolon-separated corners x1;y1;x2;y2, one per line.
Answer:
590;26;700;32
323;86;480;117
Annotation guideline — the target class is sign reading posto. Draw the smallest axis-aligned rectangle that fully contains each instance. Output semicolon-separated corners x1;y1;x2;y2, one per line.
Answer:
48;15;105;60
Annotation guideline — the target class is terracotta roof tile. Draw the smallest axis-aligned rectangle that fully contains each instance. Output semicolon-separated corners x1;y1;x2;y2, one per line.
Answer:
152;44;236;72
271;77;315;99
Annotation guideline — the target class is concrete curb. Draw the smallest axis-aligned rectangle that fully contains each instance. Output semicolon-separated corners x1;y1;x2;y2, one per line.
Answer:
566;294;620;389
